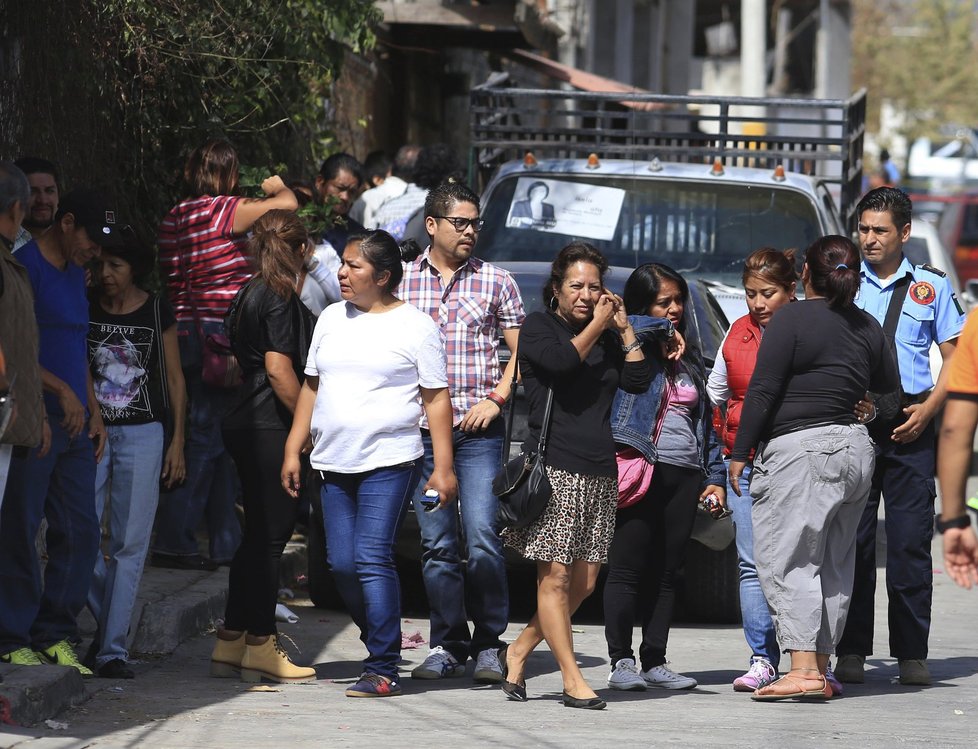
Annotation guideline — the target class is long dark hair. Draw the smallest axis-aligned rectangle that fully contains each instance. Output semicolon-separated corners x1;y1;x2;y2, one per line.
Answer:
804;235;860;309
623;262;691;338
183;139;239;198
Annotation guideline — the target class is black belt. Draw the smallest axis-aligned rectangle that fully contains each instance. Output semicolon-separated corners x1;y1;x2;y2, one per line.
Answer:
901;391;930;408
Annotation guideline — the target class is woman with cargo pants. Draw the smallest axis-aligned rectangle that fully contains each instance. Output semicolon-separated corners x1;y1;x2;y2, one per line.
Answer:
728;235;898;701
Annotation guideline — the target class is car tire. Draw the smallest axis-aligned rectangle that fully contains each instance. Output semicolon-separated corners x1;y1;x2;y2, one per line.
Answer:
679;539;741;624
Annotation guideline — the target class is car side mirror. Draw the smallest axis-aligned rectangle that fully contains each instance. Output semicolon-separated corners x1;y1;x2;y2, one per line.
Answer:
966;279;978;307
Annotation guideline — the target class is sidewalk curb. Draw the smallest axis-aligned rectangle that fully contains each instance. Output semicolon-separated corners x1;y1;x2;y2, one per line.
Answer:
130;569;229;656
0;664;86;729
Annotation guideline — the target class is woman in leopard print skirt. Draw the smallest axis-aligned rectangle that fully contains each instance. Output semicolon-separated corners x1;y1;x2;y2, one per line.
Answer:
499;242;651;710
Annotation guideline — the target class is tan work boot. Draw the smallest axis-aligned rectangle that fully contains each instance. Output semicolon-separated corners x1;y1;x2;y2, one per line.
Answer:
240;635;316;684
210;629;247;678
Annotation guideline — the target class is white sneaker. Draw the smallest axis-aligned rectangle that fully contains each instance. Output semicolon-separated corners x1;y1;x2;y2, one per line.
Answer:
473;648;504;684
411;646;465;679
641;663;697;690
607;657;647;691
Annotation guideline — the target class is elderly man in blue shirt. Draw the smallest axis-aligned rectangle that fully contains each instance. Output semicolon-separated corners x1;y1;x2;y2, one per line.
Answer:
835;187;965;687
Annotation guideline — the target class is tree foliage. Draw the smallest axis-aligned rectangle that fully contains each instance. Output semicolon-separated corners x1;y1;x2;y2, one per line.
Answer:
852;0;978;138
2;0;381;237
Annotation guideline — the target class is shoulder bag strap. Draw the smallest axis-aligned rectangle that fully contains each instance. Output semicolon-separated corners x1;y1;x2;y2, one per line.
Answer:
153;295;171;413
504;340;555;461
880;272;912;379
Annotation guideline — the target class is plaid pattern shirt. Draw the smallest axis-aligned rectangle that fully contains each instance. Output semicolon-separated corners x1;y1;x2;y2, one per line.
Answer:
399;249;525;426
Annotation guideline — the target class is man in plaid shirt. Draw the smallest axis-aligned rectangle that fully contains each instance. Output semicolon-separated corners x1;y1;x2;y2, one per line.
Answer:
399;181;524;684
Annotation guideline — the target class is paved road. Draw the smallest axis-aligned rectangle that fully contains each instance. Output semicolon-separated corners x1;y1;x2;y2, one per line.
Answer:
1;527;976;749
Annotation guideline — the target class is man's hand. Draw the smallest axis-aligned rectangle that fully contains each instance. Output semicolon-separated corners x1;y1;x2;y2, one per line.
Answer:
892;402;934;444
89;415;107;463
943;525;978;589
459;399;500;433
59;388;86;438
38;419;52;459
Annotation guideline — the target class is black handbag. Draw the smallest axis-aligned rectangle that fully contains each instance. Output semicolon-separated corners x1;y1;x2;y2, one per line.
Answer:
493;352;554;530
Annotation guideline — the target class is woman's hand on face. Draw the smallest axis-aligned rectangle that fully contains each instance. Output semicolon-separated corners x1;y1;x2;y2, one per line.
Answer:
609;293;630;333
728;460;746;496
424;468;458;509
592;293;619;329
281;452;303;499
660;330;686;361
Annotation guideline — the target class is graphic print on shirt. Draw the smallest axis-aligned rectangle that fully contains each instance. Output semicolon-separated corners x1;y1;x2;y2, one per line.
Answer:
89;322;154;422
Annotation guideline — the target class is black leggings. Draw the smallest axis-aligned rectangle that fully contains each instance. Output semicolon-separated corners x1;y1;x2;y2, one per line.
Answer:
222;428;297;636
603;462;701;670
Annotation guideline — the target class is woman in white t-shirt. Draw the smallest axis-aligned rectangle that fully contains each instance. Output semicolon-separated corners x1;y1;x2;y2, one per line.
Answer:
282;230;457;698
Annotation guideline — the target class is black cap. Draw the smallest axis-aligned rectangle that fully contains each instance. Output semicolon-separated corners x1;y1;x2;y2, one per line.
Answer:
56;189;124;247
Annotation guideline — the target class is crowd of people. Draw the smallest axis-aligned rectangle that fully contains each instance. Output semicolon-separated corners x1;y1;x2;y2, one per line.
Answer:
1;142;977;707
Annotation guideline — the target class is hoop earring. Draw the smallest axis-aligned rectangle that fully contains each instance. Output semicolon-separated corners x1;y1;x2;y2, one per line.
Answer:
549;296;558;311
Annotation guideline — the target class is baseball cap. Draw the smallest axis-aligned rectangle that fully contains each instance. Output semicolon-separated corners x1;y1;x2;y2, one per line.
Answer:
56;188;124;247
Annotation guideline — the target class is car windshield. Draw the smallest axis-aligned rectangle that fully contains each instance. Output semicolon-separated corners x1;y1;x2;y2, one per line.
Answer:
479;174;823;285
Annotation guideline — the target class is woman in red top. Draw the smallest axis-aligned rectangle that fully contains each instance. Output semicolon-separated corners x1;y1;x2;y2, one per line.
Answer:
706;248;797;692
152;139;297;570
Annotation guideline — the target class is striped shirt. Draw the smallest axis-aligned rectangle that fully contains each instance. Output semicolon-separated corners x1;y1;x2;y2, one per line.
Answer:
158;195;250;324
399;248;525;426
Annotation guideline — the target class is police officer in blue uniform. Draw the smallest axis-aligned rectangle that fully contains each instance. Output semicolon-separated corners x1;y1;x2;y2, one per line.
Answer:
835;187;966;687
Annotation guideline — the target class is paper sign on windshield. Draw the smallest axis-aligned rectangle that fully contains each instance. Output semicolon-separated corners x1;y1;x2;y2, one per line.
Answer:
505;178;625;241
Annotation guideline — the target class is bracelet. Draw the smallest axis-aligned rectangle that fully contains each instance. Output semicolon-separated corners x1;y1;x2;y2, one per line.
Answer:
936;514;971;533
622;339;642;354
486;392;506;409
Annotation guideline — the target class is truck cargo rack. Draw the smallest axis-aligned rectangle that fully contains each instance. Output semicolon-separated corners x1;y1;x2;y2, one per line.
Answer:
470;79;867;231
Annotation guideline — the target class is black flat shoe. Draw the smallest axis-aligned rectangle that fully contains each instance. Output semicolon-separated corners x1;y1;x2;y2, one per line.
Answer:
561;691;606;710
502;679;527;702
97;658;135;679
151;553;218;571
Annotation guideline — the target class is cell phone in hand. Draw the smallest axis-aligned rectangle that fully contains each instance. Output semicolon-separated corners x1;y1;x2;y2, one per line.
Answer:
421;488;440;512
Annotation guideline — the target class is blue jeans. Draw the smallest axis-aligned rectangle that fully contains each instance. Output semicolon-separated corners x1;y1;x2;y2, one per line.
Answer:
726;461;780;668
152;321;241;561
413;423;508;663
321;461;420;679
0;419;99;652
88;423;164;666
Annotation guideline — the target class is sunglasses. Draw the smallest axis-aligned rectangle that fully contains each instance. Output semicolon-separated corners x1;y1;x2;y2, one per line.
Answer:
432;216;485;232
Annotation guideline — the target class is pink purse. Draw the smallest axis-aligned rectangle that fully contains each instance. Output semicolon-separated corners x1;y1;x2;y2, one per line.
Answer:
616;381;670;509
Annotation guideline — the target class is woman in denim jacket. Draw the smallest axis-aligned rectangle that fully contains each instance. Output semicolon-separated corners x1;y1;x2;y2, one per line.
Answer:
604;263;726;692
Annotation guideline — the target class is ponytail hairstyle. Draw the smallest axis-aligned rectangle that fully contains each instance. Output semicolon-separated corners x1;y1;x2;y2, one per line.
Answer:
742;246;798;292
247;210;308;299
349;230;404;293
804;235;860;309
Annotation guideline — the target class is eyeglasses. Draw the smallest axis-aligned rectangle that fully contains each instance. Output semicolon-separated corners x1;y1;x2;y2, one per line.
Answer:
432;216;485;232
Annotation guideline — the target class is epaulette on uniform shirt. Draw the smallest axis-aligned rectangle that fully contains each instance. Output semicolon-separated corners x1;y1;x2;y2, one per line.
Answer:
919;263;947;278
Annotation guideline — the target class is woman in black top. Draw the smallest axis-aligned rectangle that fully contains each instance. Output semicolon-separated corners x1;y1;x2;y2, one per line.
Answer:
501;242;651;710
210;210;315;684
729;235;898;701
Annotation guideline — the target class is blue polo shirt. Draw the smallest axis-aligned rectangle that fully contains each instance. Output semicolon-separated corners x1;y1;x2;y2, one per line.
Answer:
857;256;965;395
14;240;90;417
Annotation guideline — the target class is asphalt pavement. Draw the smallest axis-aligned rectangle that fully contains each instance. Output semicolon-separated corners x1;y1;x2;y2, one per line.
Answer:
1;518;976;748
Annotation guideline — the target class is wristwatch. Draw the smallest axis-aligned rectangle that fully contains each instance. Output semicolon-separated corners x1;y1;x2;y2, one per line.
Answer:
935;514;971;533
622;340;642;354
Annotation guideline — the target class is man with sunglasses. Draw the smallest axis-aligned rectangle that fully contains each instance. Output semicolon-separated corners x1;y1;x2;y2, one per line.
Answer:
399;180;525;684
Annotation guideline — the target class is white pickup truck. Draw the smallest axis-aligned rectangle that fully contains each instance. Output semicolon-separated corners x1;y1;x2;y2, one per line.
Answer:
469;80;868;623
